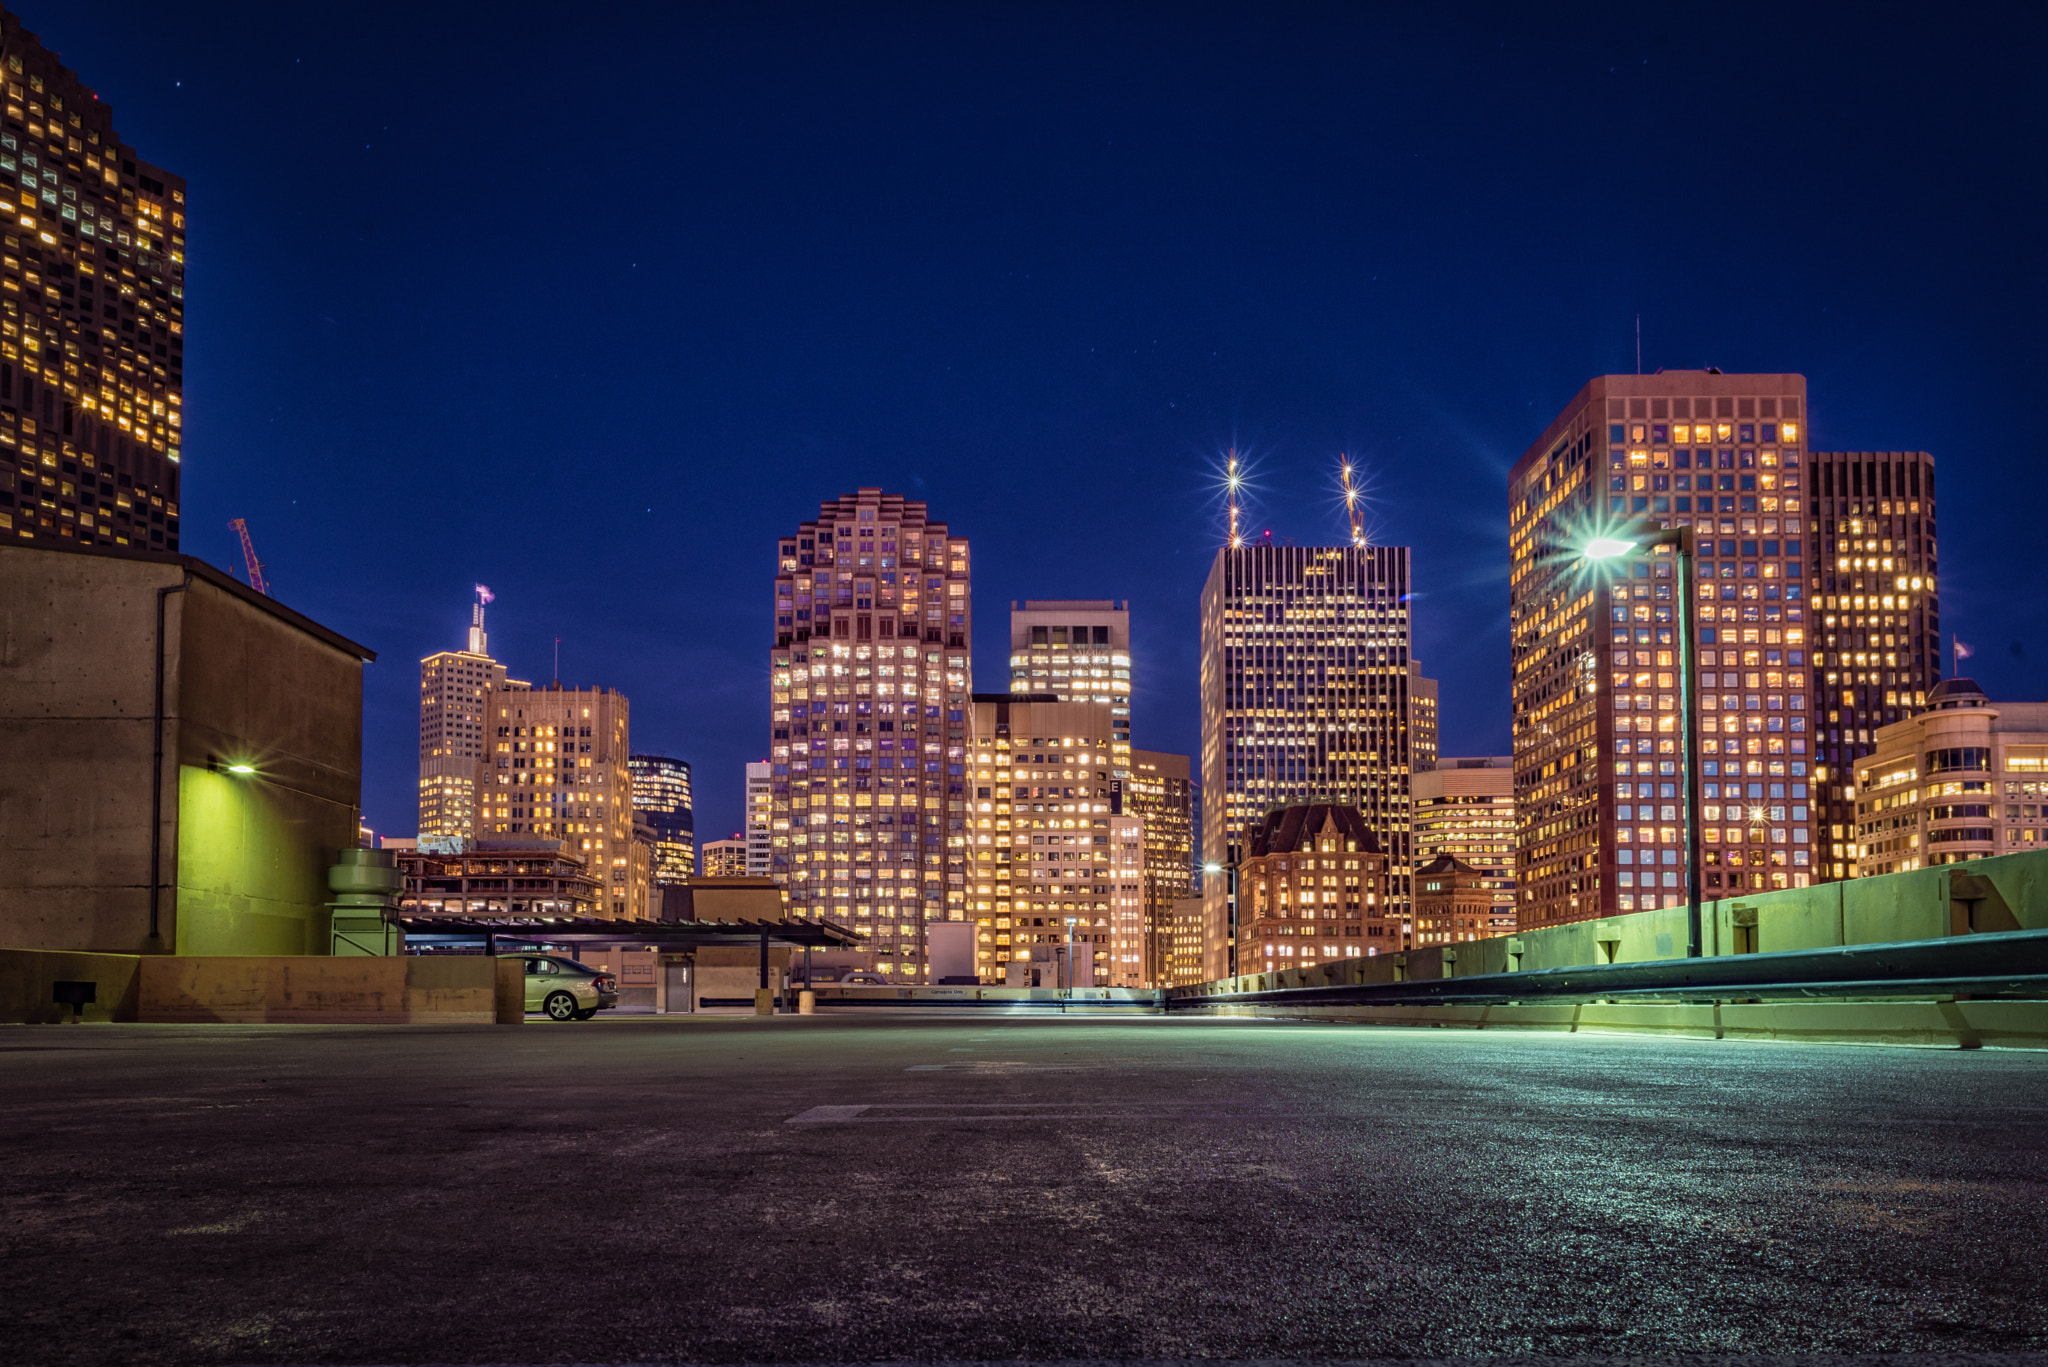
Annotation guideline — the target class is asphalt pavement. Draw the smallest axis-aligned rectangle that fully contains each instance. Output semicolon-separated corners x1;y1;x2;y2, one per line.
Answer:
4;1012;2048;1366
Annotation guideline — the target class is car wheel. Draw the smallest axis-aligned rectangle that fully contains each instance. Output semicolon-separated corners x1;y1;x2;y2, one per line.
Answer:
544;991;579;1021
573;1008;598;1021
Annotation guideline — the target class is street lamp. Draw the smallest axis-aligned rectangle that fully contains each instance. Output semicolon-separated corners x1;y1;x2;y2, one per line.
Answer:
1584;522;1703;959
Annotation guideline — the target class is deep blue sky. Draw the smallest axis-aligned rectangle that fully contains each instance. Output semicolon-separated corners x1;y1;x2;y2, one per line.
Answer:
36;2;2047;842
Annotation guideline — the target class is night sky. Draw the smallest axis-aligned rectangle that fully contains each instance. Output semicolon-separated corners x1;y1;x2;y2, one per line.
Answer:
34;2;2047;843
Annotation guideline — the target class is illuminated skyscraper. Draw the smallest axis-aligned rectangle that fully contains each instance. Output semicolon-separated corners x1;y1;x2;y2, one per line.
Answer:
965;693;1137;985
702;837;749;878
1808;451;1938;880
1009;600;1131;773
628;754;695;883
768;488;972;981
1409;666;1439;773
481;684;645;918
418;588;518;841
745;760;772;876
1508;373;1816;931
0;13;184;552
1126;748;1194;986
1199;544;1415;980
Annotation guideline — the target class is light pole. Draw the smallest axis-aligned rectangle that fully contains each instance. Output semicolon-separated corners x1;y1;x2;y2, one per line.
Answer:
1584;523;1703;959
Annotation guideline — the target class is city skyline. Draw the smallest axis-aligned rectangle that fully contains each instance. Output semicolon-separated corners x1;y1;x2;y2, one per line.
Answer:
28;3;2041;856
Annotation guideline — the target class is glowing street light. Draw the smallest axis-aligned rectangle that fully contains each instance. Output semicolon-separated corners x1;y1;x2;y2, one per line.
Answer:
226;763;257;775
1582;520;1704;960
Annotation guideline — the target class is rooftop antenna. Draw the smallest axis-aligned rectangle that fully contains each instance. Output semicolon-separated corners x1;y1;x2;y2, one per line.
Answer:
1636;315;1642;375
469;584;494;654
1339;455;1366;547
1225;448;1244;548
553;636;561;688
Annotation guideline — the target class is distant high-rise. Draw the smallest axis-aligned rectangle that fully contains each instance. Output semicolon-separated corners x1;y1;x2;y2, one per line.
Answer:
1409;666;1439;773
1808;452;1939;880
418;587;520;842
769;488;972;982
481;684;644;918
744;760;772;876
1199;544;1415;980
1126;749;1194;986
0;13;185;553
628;754;695;883
1009;600;1131;773
966;694;1138;984
1411;757;1515;931
702;836;749;878
1508;373;1817;931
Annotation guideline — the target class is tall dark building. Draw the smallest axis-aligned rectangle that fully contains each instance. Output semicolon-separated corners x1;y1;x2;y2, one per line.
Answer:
1807;451;1938;880
629;754;695;884
0;12;184;552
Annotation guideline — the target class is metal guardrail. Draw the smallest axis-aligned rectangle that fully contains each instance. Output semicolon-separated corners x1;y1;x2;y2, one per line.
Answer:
1169;928;2048;1009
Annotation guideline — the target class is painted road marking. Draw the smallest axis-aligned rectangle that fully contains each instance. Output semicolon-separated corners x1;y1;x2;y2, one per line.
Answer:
788;1101;1268;1124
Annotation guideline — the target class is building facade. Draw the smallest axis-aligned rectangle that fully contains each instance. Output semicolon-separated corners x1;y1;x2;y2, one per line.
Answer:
1009;600;1132;774
768;488;972;981
1851;679;2048;875
745;759;772;876
419;590;518;842
701;837;749;878
1126;748;1195;986
1809;452;1939;880
1509;373;1818;931
1411;756;1515;931
1235;804;1392;971
965;694;1141;984
0;13;185;554
628;754;695;883
1410;666;1439;773
1412;853;1496;945
1200;543;1415;979
481;684;645;918
392;841;600;917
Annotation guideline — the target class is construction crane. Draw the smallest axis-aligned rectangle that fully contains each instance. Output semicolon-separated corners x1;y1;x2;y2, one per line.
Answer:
228;518;269;596
1339;456;1367;547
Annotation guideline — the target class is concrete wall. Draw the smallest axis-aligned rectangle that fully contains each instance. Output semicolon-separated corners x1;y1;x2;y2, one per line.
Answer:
0;948;144;1022
0;545;368;955
1175;847;2048;999
137;955;502;1024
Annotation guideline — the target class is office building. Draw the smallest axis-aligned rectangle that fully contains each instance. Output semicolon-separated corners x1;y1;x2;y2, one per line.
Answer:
481;684;646;918
1410;666;1439;772
965;694;1141;984
628;754;695;883
1166;895;1206;986
745;760;772;876
1200;543;1415;979
768;488;972;981
0;13;184;553
419;589;518;842
702;836;749;878
1126;748;1195;986
1509;373;1818;930
1412;854;1495;944
1411;756;1515;931
1809;452;1939;879
1851;678;2048;875
1235;804;1392;970
1009;600;1131;773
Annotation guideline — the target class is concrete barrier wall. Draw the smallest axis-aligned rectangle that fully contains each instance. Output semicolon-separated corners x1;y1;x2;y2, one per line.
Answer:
1175;848;2048;1002
138;955;500;1024
0;948;144;1022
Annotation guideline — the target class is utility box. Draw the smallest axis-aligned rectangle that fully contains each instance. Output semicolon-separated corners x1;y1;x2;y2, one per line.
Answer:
927;920;976;985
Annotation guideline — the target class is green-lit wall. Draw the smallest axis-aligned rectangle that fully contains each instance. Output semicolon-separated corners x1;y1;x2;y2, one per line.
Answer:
174;765;331;955
1175;846;2048;998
